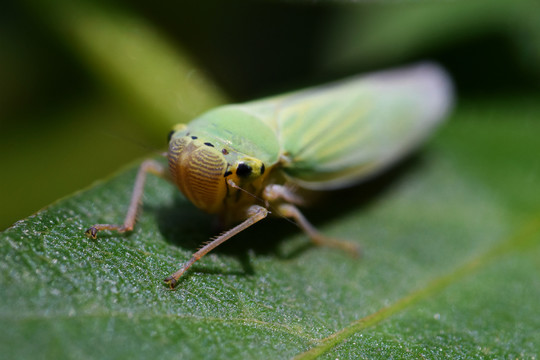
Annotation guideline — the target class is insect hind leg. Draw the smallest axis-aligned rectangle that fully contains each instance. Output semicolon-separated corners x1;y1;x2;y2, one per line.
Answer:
276;203;361;257
164;205;269;288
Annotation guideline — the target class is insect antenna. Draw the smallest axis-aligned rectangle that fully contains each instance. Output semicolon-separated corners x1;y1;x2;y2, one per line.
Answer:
226;179;268;207
102;131;168;157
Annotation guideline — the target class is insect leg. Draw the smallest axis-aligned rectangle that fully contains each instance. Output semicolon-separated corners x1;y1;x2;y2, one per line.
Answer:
164;205;269;288
263;184;304;206
276;203;361;256
85;159;170;239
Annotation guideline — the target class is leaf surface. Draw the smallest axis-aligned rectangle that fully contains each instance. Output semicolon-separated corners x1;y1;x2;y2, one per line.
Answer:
2;96;540;359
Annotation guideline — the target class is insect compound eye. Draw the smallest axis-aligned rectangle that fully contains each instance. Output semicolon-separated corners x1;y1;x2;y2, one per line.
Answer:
236;162;252;177
167;130;175;143
234;157;266;179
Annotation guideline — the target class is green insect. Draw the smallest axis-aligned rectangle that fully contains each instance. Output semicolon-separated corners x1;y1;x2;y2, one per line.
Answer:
86;62;453;288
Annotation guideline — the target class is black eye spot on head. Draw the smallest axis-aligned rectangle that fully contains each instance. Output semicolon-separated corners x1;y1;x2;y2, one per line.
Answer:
191;135;198;140
260;163;265;174
204;142;214;147
222;148;229;155
236;163;252;177
167;130;175;143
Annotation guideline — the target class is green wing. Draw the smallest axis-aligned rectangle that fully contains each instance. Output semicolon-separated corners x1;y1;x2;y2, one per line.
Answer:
237;62;453;190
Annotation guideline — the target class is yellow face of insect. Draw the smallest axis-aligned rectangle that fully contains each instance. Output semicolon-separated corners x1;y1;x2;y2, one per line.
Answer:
168;133;268;215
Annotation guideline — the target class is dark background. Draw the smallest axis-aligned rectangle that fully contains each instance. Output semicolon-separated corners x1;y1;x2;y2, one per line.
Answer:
1;0;539;230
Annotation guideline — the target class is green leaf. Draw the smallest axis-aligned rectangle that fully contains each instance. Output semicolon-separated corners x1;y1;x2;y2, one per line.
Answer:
2;94;540;359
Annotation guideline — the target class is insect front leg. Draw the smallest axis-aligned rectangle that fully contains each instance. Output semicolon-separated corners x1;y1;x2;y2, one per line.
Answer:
265;184;361;256
263;184;305;206
85;159;170;239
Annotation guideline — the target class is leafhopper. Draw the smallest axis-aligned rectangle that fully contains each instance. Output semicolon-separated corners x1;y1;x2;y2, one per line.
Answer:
86;62;453;288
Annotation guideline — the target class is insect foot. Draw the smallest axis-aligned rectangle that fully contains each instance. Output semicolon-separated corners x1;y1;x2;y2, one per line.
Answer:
85;226;98;239
164;276;179;289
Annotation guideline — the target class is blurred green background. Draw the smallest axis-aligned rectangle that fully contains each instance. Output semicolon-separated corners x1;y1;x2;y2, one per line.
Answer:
1;0;539;230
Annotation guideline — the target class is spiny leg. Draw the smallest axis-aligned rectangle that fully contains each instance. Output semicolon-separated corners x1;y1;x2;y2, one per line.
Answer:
277;203;361;257
85;159;170;239
164;205;269;288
